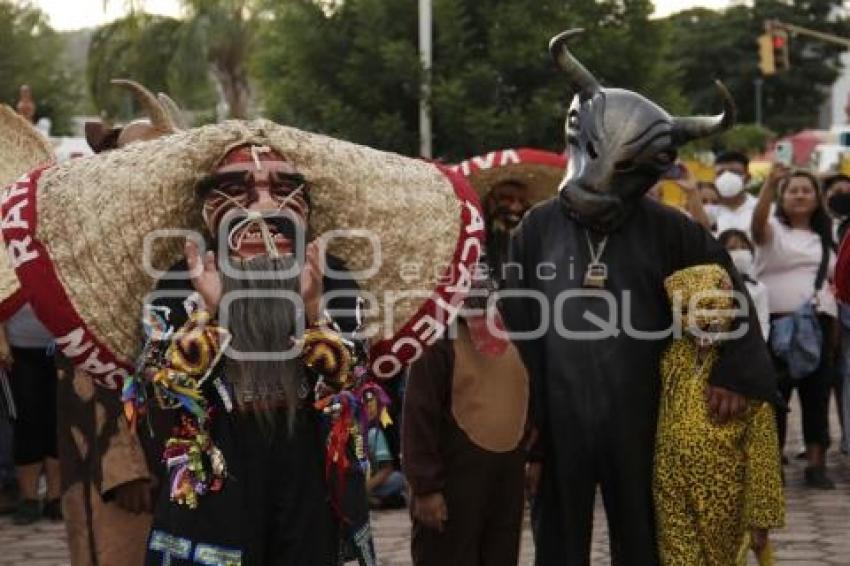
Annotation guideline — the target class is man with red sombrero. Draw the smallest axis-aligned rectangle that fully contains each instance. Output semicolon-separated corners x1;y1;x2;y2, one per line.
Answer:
0;108;483;565
453;148;566;284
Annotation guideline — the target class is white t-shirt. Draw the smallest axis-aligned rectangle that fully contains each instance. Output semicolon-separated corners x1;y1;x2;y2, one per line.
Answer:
711;193;759;239
744;279;771;341
754;217;837;317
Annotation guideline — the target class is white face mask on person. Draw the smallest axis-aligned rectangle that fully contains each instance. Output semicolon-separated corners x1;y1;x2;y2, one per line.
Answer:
715;170;745;198
729;249;754;277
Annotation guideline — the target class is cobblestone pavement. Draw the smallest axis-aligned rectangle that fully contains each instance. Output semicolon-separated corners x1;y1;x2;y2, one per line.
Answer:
1;410;848;565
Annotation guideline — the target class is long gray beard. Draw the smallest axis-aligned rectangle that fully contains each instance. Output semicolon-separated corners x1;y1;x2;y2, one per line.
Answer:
222;254;303;431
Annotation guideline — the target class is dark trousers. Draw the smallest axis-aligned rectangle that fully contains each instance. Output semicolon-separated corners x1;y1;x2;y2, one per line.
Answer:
0;418;13;485
9;347;57;465
532;429;659;566
770;315;834;451
411;428;525;566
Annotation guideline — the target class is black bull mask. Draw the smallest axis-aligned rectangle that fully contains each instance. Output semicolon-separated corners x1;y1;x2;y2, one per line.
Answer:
551;29;736;232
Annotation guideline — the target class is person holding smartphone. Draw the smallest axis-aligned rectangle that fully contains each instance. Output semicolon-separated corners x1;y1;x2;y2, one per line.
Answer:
752;164;838;489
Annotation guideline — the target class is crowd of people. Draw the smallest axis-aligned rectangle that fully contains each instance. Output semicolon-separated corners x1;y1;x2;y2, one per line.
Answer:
0;27;847;566
670;150;850;488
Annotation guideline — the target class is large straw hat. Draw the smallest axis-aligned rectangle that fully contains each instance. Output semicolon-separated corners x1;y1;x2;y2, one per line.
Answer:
3;120;483;386
450;148;567;204
0;105;54;317
0;105;53;187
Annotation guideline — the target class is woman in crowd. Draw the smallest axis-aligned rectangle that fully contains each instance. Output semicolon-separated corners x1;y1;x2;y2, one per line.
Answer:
752;166;837;489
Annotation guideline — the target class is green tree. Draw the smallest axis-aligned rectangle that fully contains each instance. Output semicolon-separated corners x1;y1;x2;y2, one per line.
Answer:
682;123;777;157
665;0;848;135
0;1;81;134
105;0;261;119
254;0;421;152
88;14;204;120
255;0;681;161
178;0;257;118
88;11;223;122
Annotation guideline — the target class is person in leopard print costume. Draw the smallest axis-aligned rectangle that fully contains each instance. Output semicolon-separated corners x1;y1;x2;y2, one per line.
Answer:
655;264;784;566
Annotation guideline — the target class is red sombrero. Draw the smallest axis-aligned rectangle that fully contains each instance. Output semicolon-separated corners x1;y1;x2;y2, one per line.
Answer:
450;148;567;204
1;120;483;387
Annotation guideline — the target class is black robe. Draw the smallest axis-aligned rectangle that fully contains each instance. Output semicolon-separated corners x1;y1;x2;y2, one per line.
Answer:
502;197;776;565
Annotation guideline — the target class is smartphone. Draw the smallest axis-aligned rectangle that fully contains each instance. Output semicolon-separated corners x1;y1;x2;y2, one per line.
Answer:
662;162;687;180
775;141;793;167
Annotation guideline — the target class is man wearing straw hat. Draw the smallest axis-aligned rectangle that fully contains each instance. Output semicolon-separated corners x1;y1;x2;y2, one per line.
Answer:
503;30;777;565
1;102;482;564
453;148;566;285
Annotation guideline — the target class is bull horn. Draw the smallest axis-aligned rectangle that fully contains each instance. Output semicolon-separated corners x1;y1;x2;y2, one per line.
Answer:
157;92;187;129
549;28;600;98
110;79;177;133
673;80;737;143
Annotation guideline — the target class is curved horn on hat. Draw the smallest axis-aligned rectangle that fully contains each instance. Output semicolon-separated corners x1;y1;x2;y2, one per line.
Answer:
110;79;177;133
548;28;600;98
157;92;187;129
672;81;737;143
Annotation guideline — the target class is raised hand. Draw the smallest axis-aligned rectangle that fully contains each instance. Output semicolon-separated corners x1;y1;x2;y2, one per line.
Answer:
766;162;791;189
186;238;223;316
674;167;698;195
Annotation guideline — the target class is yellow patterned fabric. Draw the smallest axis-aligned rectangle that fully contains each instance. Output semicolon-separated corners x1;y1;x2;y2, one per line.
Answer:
300;323;353;389
655;265;784;566
663;263;734;333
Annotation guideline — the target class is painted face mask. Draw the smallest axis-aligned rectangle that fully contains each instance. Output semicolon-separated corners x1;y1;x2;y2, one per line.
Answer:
198;144;311;259
664;264;735;347
715;170;745;199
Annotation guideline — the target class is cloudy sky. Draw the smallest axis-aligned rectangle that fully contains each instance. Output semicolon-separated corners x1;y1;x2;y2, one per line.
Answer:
33;0;733;31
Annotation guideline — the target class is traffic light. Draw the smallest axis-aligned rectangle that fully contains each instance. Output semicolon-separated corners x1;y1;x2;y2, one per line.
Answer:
758;25;791;75
772;28;791;72
758;33;775;75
